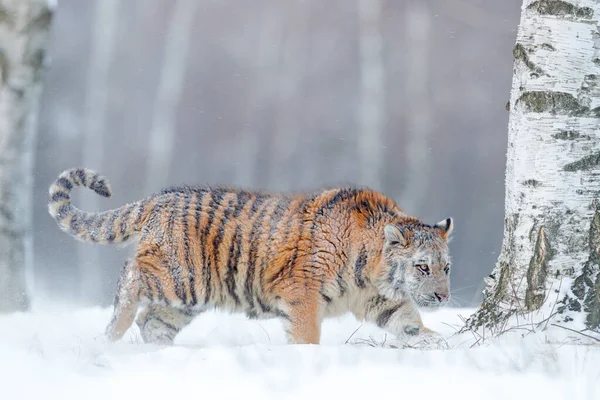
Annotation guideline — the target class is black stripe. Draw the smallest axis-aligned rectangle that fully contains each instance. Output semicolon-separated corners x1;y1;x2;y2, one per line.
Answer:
168;195;185;301
119;204;135;238
259;197;290;292
139;272;152;299
190;189;207;304
274;309;290;321
55;204;71;222
104;209;121;243
376;304;402;328
256;296;272;313
321;292;332;304
50;191;69;203
152;274;165;301
151;196;170;244
133;199;148;228
354;246;368;288
336;259;347;296
226;225;242;305
146;315;178;332
265;198;309;286
318;188;362;216
136;248;157;259
88;173;100;189
243;196;268;310
189;190;206;305
181;193;194;305
56;177;73;191
388;261;398;284
90;209;108;243
308;192;335;292
194;189;208;234
233;190;252;218
288;198;311;273
369;295;387;308
200;189;225;304
75;169;87;186
69;212;83;237
212;196;235;301
254;198;284;312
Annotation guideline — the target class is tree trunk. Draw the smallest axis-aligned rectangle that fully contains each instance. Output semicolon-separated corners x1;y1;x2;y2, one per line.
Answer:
145;0;198;193
79;0;119;303
0;0;53;312
467;0;600;339
357;0;384;190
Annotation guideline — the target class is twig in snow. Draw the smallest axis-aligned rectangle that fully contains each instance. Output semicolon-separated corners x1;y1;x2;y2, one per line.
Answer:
344;324;364;345
550;323;600;343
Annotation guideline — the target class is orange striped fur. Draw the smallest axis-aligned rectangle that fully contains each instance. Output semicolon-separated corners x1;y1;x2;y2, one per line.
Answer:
49;168;453;345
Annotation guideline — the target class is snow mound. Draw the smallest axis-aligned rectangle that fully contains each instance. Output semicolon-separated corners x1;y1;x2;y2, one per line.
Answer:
1;305;598;400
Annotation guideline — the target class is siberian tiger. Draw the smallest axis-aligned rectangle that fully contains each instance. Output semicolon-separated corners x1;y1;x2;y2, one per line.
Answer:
48;168;453;345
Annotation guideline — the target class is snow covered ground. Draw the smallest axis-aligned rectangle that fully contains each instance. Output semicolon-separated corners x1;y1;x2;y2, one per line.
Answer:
1;304;598;400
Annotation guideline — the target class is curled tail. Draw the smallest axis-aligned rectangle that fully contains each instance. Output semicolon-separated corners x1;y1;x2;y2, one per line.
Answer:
48;168;142;244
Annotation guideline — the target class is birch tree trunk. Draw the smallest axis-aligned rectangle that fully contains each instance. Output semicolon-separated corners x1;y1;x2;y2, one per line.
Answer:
145;0;198;193
467;0;600;338
0;0;53;312
79;0;119;303
357;0;384;190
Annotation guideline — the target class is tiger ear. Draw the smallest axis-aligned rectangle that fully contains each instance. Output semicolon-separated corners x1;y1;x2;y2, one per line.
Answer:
435;218;453;240
384;225;408;247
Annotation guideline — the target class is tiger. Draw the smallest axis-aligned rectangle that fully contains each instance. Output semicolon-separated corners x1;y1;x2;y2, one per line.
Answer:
48;168;453;345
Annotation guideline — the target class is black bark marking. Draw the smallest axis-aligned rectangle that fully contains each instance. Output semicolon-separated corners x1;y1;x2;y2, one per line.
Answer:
563;152;600;172
527;0;593;19
525;226;552;310
517;91;591;116
513;43;545;76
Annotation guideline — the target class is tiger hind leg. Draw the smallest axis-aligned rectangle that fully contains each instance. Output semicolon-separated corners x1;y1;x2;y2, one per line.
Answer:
105;259;142;341
135;304;199;345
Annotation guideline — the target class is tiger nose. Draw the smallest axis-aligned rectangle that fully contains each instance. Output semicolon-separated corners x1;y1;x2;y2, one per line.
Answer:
434;292;449;302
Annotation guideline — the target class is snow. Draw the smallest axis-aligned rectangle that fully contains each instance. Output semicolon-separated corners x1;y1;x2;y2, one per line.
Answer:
1;305;599;400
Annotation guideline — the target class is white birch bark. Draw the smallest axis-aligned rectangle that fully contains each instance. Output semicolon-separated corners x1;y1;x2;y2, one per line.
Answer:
468;0;600;337
401;1;432;215
79;0;119;303
145;0;198;193
0;0;53;312
357;0;385;190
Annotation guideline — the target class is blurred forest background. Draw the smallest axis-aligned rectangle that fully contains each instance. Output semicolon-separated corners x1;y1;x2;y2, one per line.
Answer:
33;0;521;307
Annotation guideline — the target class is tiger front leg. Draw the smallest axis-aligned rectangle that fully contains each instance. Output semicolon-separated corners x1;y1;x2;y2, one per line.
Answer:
362;296;437;338
281;298;322;345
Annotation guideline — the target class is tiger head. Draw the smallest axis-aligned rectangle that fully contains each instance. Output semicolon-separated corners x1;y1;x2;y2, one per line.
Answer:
377;218;453;308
